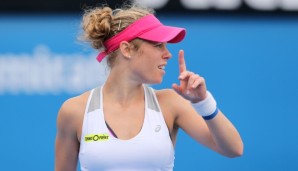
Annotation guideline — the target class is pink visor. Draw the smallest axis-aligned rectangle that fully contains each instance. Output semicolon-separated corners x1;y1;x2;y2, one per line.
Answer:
96;14;186;62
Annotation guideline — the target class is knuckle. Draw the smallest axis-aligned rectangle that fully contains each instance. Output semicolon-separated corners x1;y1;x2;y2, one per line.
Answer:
188;71;194;75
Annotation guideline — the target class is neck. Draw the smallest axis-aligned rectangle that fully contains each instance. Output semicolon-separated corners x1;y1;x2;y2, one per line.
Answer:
103;69;144;107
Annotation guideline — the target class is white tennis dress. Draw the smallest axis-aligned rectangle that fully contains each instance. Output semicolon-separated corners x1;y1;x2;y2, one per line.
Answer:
79;86;175;171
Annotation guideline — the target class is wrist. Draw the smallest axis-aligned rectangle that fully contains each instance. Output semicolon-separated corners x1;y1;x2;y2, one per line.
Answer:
191;91;218;120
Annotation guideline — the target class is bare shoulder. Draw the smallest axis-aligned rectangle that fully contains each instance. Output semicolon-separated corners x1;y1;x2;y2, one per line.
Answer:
56;91;91;137
155;89;178;103
58;91;90;119
155;89;190;117
155;89;188;106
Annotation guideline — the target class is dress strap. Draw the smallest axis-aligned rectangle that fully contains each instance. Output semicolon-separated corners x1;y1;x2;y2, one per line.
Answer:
87;86;101;113
144;86;160;112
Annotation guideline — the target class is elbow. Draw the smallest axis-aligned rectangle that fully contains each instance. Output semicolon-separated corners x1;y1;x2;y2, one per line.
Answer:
218;141;244;158
226;149;243;158
225;143;244;158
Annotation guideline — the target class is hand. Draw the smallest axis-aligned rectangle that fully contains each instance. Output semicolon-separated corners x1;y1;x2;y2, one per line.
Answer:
172;50;207;103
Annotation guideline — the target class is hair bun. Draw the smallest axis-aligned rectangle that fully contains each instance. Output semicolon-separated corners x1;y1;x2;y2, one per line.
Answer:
82;7;113;49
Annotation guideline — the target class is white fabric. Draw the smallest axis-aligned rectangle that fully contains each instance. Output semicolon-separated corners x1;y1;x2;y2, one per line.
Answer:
191;91;217;116
79;86;174;171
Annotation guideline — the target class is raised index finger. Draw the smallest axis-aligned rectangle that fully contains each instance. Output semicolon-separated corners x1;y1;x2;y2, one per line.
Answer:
178;50;186;74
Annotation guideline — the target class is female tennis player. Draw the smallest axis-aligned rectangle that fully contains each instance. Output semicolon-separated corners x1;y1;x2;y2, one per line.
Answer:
55;3;243;171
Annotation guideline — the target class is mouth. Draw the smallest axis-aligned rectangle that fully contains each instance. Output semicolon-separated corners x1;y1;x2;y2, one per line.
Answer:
158;65;166;70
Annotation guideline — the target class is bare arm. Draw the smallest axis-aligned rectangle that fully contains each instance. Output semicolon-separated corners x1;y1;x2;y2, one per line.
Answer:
55;99;80;171
172;50;243;157
174;97;243;157
204;110;243;157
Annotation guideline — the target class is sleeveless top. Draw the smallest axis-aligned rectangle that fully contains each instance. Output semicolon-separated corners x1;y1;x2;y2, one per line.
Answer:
79;86;175;171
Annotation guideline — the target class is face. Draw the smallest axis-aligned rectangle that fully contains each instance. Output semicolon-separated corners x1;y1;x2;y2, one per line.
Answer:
129;40;172;84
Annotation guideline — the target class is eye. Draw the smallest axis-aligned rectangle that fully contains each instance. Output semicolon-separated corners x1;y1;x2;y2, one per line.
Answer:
154;43;163;48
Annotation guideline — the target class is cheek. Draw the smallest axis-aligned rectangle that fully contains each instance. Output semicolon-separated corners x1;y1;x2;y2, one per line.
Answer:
132;50;162;79
132;61;162;82
134;54;156;71
130;59;151;76
135;62;155;74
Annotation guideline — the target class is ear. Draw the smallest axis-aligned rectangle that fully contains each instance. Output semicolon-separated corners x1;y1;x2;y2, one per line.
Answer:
119;41;131;59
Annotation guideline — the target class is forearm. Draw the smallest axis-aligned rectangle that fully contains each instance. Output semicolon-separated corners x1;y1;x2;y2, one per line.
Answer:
205;110;243;157
190;90;243;157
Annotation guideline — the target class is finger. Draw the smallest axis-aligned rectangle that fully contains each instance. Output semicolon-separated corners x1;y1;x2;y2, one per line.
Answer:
191;76;205;89
178;50;186;74
178;71;193;80
172;83;182;94
187;73;199;90
179;71;194;80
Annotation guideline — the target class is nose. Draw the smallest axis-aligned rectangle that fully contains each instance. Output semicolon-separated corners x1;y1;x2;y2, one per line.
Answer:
162;47;172;60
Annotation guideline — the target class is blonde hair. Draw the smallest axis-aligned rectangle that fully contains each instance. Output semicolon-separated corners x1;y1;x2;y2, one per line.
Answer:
81;3;154;67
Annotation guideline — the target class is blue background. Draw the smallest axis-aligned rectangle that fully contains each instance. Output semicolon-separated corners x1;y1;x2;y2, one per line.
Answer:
1;14;298;170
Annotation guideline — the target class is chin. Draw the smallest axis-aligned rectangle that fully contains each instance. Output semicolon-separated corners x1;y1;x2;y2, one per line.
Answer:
145;78;163;85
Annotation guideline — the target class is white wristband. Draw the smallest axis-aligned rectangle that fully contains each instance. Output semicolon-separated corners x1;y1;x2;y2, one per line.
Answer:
191;91;217;117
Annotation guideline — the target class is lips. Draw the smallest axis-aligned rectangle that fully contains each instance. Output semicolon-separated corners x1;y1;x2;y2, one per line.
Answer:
158;64;166;70
158;65;165;70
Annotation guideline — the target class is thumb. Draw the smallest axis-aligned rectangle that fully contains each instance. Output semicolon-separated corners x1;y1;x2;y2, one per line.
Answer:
172;83;182;94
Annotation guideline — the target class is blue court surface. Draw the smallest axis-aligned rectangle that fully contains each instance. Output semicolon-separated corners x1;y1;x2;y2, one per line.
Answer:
0;14;298;170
